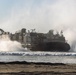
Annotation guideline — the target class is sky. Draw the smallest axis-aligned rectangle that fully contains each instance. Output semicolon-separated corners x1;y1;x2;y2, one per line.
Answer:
0;0;63;32
1;0;76;48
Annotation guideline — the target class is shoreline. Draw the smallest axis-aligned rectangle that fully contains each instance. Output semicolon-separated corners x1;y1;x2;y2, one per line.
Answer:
0;61;76;75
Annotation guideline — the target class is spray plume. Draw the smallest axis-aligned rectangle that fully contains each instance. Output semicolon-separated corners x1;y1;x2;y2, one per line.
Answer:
0;35;25;52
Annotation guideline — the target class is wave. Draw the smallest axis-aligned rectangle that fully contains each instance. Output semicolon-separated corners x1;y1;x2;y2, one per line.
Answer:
0;52;76;56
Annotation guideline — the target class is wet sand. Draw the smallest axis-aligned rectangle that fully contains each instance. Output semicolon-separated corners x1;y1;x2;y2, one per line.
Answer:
0;62;76;75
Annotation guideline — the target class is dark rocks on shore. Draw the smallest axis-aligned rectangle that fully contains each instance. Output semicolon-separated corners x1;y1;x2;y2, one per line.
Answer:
0;61;66;65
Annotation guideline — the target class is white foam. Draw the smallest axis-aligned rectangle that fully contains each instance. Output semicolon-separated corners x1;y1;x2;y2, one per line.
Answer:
0;52;76;56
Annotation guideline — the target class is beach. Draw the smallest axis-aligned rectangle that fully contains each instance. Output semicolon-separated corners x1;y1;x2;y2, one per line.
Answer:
0;62;76;75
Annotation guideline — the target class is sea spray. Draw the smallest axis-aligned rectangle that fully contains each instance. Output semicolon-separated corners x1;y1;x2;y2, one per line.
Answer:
63;29;76;52
0;34;26;52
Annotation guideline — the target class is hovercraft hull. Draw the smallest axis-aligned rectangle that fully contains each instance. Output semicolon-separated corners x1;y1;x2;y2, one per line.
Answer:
31;42;70;52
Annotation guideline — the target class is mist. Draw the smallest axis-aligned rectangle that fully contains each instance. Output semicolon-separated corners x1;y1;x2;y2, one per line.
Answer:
0;35;25;52
0;0;76;51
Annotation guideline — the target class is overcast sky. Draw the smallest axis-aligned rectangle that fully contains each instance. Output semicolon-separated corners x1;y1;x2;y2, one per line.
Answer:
0;0;76;35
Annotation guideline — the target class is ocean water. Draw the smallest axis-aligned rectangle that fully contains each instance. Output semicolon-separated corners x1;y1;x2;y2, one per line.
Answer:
0;51;76;64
